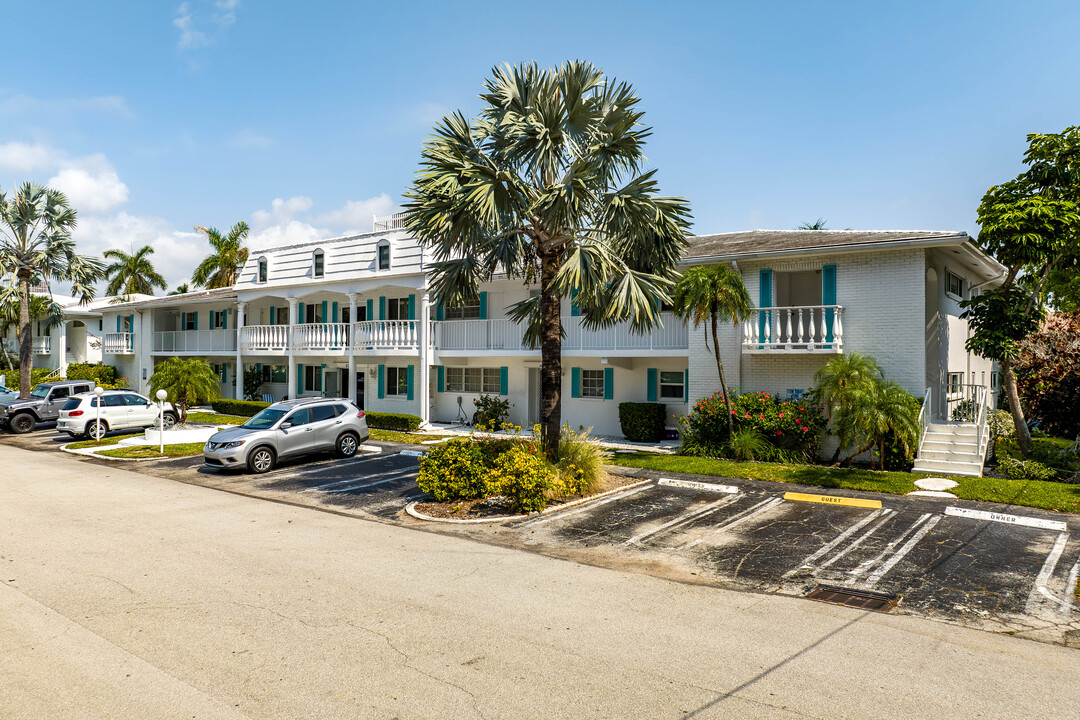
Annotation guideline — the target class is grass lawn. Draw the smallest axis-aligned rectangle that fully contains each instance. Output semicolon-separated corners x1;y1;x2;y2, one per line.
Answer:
369;428;447;444
96;442;206;459
607;452;1080;515
66;433;141;449
186;412;247;425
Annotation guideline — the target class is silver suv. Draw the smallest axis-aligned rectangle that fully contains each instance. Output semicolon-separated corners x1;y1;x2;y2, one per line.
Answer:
203;397;369;473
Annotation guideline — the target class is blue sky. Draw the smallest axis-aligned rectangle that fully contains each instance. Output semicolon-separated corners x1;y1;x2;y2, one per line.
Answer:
3;0;1080;290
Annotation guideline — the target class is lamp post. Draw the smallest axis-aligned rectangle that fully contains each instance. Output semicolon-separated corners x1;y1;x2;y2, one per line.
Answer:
93;386;104;441
156;389;168;455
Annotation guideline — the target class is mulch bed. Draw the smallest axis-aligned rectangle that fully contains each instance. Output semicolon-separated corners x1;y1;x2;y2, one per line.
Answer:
414;473;642;520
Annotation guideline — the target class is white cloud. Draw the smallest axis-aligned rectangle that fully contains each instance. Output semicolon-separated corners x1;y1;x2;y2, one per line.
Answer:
248;220;329;251
229;128;274;149
173;3;208;49
47;154;129;213
251;196;315;229
74;213;205;291
0;92;132;120
214;0;239;27
175;0;239;53
315;194;398;233
0;142;63;174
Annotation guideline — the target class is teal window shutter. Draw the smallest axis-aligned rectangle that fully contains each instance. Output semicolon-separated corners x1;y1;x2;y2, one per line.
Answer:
222;310;227;330
437;366;444;392
822;264;837;344
406;365;414;401
436;303;444;321
603;367;613;400
377;365;385;399
193;312;198;331
116;315;121;332
366;298;373;321
379;296;386;320
647;368;658;402
478;291;487;320
298;302;305;323
683;371;689;403
571;367;581;398
500;366;508;396
269;306;276;325
321;301;328;323
758;270;772;343
331;302;338;323
221;364;227;382
408;294;416;320
128;314;134;335
570;288;580;317
179;312;185;331
297;364;304;395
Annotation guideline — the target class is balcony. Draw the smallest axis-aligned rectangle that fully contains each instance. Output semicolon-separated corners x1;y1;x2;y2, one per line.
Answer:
104;332;135;354
742;305;844;354
353;320;422;351
434;313;688;355
239;321;423;354
152;330;236;354
294;323;350;351
239;325;289;352
33;336;51;354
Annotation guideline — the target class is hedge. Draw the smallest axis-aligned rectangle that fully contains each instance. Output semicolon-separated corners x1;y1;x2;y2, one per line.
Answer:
66;363;121;387
364;411;422;431
618;402;667;442
1;367;55;393
210;399;270;417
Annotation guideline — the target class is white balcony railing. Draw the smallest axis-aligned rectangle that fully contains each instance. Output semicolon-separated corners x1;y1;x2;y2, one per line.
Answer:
373;211;409;231
103;333;135;354
743;305;844;353
32;336;51;354
294;323;350;351
434;313;689;353
239;325;290;351
435;319;527;351
353;320;422;350
152;330;236;354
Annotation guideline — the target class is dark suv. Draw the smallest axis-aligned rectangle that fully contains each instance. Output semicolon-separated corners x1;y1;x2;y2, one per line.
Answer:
0;380;97;433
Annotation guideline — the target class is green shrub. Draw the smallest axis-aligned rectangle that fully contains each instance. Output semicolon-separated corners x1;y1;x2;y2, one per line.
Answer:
882;430;915;472
473;394;511;430
490;443;554;512
555;426;606;496
680;391;825;461
66;363;119;387
365;411;422;431
210;399;270;416
989;410;1016;443
998;457;1059;482
1;367;54;393
724;427;771;462
417;439;494;502
618;402;667;442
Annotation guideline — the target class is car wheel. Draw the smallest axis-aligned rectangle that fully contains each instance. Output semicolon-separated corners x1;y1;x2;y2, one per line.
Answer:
335;432;360;458
247;446;276;474
86;421;110;441
161;412;178;429
9;413;36;434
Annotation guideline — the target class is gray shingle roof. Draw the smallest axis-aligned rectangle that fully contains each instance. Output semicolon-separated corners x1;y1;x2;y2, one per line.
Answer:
105;287;238;310
684;229;970;260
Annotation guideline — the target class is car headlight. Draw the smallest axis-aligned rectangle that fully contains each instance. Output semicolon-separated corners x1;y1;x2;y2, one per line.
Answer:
221;440;245;449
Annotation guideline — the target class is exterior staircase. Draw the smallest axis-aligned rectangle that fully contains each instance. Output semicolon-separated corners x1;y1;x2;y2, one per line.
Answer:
913;422;986;476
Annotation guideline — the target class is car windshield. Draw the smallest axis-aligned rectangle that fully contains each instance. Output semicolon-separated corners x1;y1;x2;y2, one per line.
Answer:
242;407;287;429
30;385;50;398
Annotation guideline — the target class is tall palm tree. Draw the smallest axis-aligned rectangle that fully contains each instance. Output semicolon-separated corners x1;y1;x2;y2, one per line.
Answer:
169;283;191;296
405;61;691;456
192;221;250;289
797;218;828;230
0;294;65;371
0;182;104;396
810;352;882;462
149;357;221;423
671;264;753;431
835;380;921;470
103;245;167;298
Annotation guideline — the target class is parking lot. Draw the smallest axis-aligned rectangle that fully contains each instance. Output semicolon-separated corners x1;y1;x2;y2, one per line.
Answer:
3;425;1080;644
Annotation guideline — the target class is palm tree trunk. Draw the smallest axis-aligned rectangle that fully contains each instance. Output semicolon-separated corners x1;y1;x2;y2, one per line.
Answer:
1001;358;1033;456
539;249;562;459
839;440;875;467
17;274;32;397
710;312;735;432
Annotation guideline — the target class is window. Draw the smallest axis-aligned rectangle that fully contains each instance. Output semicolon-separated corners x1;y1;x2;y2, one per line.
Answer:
445;367;500;393
991;372;999;390
260;365;288;383
311;404;336;423
182;313;196;331
659;371;685;399
211;310;227;329
275;306;288;325
313;249;325;278
304;365;323;392
285;408;312;426
387;297;409;320
258;257;268;283
947;372;963;396
103;394;124;407
444;301;481;320
50;387;71;400
946;269;964;299
120;316;132;332
385;367;409;396
304;303;324;324
378;242;391;270
123;394;147;406
581;369;605;398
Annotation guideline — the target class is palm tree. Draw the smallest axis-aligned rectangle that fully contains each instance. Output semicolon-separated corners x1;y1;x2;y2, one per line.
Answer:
671;264;753;431
169;283;191;296
0;182;104;396
798;218;828;230
835;380;921;470
405;62;691;456
192;221;250;289
149;357;221;423
0;294;65;371
810;352;882;462
104;245;167;298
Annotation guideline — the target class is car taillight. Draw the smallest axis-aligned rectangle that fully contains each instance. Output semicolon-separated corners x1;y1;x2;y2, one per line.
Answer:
356;411;365;418
69;410;84;417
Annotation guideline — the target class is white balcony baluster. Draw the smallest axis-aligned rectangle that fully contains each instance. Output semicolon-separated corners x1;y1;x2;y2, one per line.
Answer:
743;305;844;354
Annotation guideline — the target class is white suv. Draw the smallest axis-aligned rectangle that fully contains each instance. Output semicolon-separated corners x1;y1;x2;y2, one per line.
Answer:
57;390;178;440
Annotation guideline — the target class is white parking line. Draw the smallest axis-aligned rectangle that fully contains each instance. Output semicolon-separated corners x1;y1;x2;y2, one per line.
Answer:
1028;532;1070;613
850;513;932;582
515;483;653;528
945;506;1068;532
1061;557;1080;615
783;509;889;579
324;470;418;494
679;496;785;551
815;509;897;573
623;494;742;547
863;515;942;589
307;465;417;490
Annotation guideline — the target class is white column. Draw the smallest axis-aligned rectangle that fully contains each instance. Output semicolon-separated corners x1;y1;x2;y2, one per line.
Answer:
235;302;246;400
287;298;298;399
347;293;358;404
55;321;68;376
418;290;432;427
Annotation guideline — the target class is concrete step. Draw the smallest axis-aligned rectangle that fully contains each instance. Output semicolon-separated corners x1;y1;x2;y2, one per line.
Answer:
918;448;984;463
912;458;984;476
925;425;979;438
921;439;980;453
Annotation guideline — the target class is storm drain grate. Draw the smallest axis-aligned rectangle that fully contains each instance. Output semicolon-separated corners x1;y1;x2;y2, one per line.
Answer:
804;585;897;613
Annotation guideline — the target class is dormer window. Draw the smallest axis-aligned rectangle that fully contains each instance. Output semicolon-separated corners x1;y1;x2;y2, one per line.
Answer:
313;249;325;278
257;257;268;283
377;240;391;271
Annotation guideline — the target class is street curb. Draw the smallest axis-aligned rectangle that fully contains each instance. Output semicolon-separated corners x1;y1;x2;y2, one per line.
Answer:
59;444;200;462
405;502;529;524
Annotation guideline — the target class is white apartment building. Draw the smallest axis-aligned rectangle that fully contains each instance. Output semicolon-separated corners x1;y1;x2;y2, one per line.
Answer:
98;223;1004;469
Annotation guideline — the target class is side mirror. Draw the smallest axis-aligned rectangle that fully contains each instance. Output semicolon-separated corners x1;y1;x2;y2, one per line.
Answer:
280;422;293;430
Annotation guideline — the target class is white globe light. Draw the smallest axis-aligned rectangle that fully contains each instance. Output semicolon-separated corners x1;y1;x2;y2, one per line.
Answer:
156;389;167;401
93;386;104;396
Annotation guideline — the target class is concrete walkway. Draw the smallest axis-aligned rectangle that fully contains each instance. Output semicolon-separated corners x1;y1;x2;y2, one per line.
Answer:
1;445;1078;719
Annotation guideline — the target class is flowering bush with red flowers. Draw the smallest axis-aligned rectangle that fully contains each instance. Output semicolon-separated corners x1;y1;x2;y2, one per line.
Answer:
680;390;825;461
1014;311;1080;438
